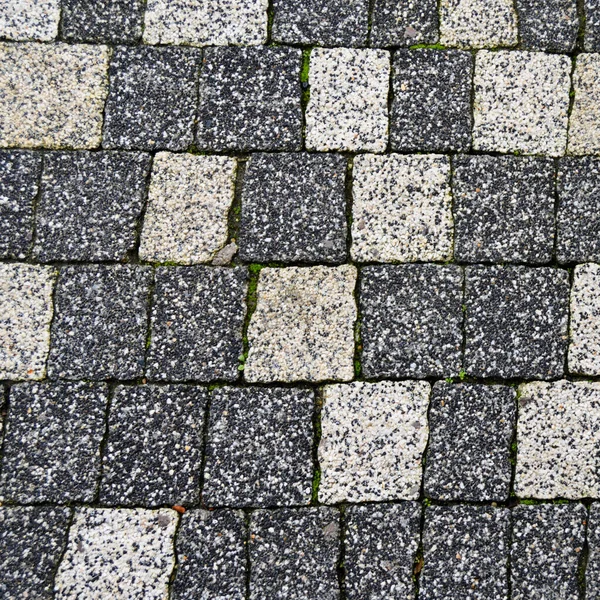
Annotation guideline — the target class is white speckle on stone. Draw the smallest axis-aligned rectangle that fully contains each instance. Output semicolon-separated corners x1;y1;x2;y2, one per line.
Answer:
568;53;600;156
351;153;453;263
0;0;60;41
318;380;431;504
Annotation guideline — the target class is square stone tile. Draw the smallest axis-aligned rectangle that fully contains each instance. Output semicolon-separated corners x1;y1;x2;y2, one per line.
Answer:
48;265;151;380
515;380;600;499
100;385;207;507
172;509;247;600
55;508;178;600
239;153;347;264
473;50;571;156
360;265;463;379
203;387;314;507
103;47;201;151
197;47;302;152
319;381;430;504
34;151;150;262
249;508;340;600
0;43;109;149
452;155;555;264
0;506;71;600
587;0;600;50
351;154;453;263
306;48;390;153
0;264;55;380
147;267;247;382
587;504;600;597
0;381;108;503
568;54;600;156
0;150;41;259
516;0;578;51
140;153;236;265
424;383;516;502
464;266;569;379
0;0;59;41
371;0;439;46
391;50;473;152
245;265;356;383
344;503;421;600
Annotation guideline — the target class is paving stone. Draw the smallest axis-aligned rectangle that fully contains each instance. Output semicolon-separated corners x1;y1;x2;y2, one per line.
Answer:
420;505;510;600
140;153;236;265
515;380;600;499
0;263;55;380
568;54;600;156
249;507;340;600
172;509;247;600
48;265;151;380
100;385;207;507
516;0;578;51
203;387;314;507
344;503;421;600
371;0;439;46
319;381;430;504
0;506;71;600
0;43;109;149
0;381;108;503
147;267;247;382
390;50;473;152
0;150;41;259
0;0;59;41
511;504;586;600
587;504;600;597
351;154;453;263
360;264;463;379
424;382;516;502
464;266;569;379
452;155;555;264
306;48;390;153
197;47;302;152
245;265;356;383
239;153;347;264
61;0;144;43
55;508;178;600
34;151;151;262
272;0;369;46
103;47;201;152
473;50;571;157
586;0;600;50
144;0;267;46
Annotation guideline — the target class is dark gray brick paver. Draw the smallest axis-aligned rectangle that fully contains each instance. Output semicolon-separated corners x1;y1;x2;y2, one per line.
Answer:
371;0;439;46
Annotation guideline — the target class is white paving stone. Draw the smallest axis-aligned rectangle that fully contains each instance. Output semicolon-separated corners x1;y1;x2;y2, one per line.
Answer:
0;0;60;41
568;53;600;156
306;48;390;153
139;153;236;264
351;154;453;263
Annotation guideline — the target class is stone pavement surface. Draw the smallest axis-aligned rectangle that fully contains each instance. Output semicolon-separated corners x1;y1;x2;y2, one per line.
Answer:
3;1;600;598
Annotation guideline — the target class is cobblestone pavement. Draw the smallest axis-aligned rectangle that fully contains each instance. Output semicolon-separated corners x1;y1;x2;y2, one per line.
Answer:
2;1;600;599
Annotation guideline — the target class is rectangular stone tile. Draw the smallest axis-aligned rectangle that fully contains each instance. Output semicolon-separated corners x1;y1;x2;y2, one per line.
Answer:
516;0;578;51
587;504;600;597
586;0;600;51
370;0;439;46
568;54;600;156
0;0;59;41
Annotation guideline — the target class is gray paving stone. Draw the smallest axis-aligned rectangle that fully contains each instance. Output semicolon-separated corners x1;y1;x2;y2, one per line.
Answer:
360;264;463;379
452;155;555;264
516;0;578;51
587;504;600;597
0;0;59;41
0;381;108;503
586;0;600;51
239;153;347;264
511;504;586;600
0;150;41;259
424;382;516;502
420;505;510;600
172;509;247;600
100;385;207;506
464;266;569;379
272;0;369;46
48;265;151;380
249;507;340;600
370;0;439;46
34;151;150;262
344;503;421;600
568;53;600;156
103;46;201;151
391;50;473;152
0;506;71;600
203;387;314;507
146;267;247;382
197;47;302;152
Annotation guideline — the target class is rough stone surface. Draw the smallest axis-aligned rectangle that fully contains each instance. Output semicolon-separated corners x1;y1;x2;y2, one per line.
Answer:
371;0;439;46
516;0;578;51
360;264;463;378
319;380;430;504
245;265;356;383
587;504;600;597
568;54;600;156
0;0;59;41
586;0;600;51
239;153;347;264
306;48;390;153
140;153;236;264
203;387;314;507
473;50;571;156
